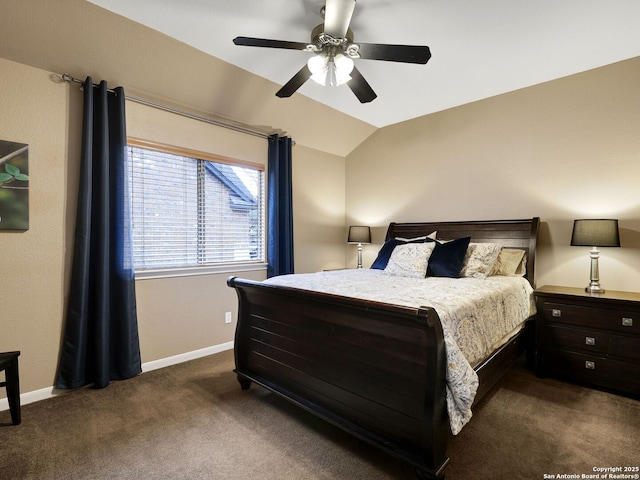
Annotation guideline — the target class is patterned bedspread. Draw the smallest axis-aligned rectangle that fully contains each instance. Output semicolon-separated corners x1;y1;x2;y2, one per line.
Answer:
263;269;535;434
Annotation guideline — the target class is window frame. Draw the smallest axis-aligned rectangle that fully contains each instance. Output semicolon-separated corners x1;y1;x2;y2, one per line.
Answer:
126;138;267;280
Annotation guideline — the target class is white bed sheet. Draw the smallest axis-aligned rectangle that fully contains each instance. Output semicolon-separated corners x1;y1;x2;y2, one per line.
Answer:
264;269;536;434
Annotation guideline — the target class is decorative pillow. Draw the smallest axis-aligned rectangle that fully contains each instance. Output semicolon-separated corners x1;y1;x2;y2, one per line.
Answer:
383;242;435;278
370;232;436;270
459;242;503;279
489;248;527;276
427;236;471;278
514;254;527;276
371;239;397;269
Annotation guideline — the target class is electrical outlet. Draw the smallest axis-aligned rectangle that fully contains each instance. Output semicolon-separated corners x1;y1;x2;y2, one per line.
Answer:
225;311;232;324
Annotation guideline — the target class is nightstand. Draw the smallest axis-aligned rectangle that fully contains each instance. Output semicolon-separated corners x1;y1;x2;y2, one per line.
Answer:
534;285;640;396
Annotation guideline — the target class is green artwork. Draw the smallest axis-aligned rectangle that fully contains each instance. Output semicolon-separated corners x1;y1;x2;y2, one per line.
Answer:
0;140;29;230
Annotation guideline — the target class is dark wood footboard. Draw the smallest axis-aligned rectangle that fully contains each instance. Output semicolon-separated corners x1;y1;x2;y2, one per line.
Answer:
228;276;451;479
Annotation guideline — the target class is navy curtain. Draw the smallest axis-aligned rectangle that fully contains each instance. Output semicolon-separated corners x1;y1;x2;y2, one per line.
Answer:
56;78;141;390
267;134;294;278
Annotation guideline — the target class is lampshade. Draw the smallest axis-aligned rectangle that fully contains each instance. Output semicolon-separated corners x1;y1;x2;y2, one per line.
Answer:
308;53;354;87
571;219;620;247
348;225;371;244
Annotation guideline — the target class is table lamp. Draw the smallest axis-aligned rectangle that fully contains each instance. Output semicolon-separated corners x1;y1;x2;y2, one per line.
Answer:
571;219;620;294
348;225;371;268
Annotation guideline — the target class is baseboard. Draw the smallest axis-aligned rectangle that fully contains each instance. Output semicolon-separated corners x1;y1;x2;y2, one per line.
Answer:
0;341;234;412
0;384;56;412
141;341;234;373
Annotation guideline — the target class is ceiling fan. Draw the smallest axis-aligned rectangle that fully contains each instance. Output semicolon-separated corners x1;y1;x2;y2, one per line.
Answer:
232;0;431;103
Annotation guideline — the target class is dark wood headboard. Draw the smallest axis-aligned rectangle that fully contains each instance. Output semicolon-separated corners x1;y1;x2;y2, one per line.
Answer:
385;218;540;287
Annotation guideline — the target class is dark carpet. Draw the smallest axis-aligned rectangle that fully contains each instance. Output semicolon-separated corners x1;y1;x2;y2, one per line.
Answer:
1;350;638;479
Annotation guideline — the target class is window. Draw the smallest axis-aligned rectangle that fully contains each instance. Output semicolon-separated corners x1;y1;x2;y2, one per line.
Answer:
125;141;265;272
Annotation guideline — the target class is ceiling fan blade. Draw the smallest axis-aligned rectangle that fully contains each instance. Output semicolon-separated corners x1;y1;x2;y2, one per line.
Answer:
347;66;377;103
356;43;432;64
324;0;356;38
276;65;312;98
233;36;309;51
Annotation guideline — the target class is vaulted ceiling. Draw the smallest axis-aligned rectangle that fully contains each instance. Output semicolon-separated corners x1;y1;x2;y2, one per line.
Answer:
88;0;640;128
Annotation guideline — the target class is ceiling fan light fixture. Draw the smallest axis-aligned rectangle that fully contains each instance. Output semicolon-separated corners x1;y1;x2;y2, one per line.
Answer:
233;0;429;103
307;53;354;87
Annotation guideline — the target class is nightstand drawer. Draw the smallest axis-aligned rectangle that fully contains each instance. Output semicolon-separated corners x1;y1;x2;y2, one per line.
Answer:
544;324;640;361
545;349;640;395
536;286;640;397
541;302;639;335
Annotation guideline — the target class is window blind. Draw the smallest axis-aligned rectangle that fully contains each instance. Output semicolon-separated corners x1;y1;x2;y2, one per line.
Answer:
126;145;265;270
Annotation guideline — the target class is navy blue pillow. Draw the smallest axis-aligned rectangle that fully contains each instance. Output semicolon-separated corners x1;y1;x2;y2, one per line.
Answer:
371;237;435;270
427;237;471;278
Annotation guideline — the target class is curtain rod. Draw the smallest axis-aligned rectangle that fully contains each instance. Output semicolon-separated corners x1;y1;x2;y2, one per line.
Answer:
60;73;270;140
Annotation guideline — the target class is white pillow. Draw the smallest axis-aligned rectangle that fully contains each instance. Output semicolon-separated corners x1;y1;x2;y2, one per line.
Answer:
383;242;435;278
395;231;437;242
460;243;502;279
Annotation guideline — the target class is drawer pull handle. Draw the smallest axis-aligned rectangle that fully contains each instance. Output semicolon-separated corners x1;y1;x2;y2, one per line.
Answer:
585;336;596;346
622;317;633;327
585;361;596;370
552;309;562;317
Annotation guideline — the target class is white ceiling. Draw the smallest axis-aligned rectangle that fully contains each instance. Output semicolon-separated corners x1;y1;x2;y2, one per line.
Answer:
88;0;640;128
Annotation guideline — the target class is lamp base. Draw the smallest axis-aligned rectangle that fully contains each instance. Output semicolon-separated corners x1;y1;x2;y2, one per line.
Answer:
586;248;605;294
585;284;605;294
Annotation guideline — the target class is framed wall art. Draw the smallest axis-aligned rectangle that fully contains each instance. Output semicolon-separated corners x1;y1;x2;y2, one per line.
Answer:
0;140;29;230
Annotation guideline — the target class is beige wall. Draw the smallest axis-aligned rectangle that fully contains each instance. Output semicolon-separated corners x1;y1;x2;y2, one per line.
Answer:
346;57;640;292
0;57;346;399
293;145;347;273
0;59;74;395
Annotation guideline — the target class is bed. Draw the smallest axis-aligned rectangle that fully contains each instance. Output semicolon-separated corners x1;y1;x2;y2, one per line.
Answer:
227;218;539;479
